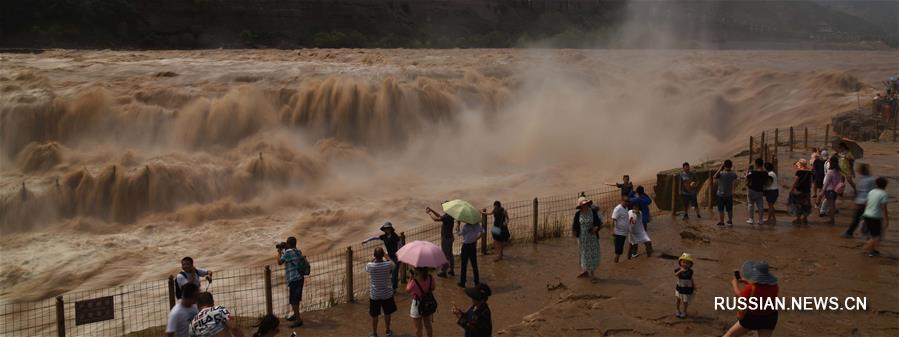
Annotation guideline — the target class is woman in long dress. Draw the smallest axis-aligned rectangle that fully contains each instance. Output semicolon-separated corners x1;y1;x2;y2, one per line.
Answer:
572;196;601;282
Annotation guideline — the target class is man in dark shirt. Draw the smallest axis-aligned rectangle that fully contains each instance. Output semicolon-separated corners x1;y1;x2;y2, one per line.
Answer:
746;158;770;225
428;204;457;278
363;222;402;289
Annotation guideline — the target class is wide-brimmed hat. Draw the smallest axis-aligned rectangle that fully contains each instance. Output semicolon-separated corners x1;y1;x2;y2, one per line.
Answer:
678;253;694;264
380;222;394;232
741;261;778;285
464;283;492;301
575;196;593;209
794;158;810;170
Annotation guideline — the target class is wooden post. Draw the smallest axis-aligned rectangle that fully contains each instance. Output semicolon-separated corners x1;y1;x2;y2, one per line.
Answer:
749;136;754;167
804;128;808;150
671;173;678;215
56;296;65;337
893;112;897;142
532;198;539;243
761;131;766;162
345;247;354;303
774;128;779;158
480;213;488;255
824;124;830;146
264;266;273;316
789;127;794;152
167;275;176;309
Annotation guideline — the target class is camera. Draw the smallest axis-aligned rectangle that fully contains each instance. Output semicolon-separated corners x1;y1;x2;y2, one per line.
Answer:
276;242;288;250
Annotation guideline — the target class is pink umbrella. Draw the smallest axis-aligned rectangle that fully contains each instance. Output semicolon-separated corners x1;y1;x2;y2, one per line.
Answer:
396;240;448;268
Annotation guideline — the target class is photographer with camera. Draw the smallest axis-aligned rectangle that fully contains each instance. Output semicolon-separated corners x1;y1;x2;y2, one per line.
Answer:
365;247;396;337
175;257;212;299
277;236;308;328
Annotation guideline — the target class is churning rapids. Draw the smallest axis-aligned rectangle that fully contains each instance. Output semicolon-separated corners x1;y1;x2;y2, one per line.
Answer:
1;49;895;301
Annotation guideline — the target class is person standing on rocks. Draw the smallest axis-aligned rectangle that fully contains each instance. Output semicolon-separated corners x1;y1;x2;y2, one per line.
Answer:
611;197;630;263
680;163;701;220
789;159;814;226
714;160;738;227
572;196;601;282
746;159;769;225
764;162;779;225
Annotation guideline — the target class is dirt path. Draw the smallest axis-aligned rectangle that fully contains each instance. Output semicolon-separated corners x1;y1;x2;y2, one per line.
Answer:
241;144;899;337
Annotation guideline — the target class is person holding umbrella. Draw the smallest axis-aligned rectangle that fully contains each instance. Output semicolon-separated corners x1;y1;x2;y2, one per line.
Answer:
426;203;456;278
572;196;601;282
441;200;484;288
396;241;446;337
363;222;402;290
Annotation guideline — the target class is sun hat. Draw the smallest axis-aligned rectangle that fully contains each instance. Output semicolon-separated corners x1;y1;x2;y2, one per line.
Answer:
678;253;694;264
740;260;778;285
380;222;394;232
820;150;828;157
575;196;593;209
464;283;492;301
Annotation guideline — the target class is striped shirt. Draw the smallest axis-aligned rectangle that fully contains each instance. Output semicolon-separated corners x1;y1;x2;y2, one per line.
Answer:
365;260;395;300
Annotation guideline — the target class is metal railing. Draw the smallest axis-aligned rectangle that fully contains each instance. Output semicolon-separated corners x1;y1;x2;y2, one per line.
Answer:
2;120;893;337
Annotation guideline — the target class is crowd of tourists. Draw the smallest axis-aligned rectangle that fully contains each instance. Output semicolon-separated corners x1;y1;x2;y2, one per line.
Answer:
165;142;888;337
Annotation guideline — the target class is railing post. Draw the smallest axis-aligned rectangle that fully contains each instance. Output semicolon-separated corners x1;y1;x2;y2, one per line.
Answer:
532;198;539;243
804;128;808;150
167;275;176;309
480;213;488;255
264;266;273;316
824;124;830;146
761;131;766;162
345;246;354;303
774;128;779;158
893;113;897;142
670;173;677;215
789;127;794;152
56;296;65;337
399;232;408;284
749;136;754;167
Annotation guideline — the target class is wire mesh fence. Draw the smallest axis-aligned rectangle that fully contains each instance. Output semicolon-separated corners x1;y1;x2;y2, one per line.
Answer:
1;122;890;337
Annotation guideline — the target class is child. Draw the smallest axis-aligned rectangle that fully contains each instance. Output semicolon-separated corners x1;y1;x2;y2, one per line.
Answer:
675;253;695;318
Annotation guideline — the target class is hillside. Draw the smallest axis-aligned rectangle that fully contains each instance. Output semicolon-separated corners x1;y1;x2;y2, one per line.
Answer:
0;0;895;49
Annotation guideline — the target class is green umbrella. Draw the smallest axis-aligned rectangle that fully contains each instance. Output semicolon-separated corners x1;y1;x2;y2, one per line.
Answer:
442;199;481;225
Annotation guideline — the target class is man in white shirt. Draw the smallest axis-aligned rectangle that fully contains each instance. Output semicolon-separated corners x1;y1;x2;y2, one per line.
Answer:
166;283;199;337
611;197;630;263
176;257;212;299
190;292;245;337
365;247;397;337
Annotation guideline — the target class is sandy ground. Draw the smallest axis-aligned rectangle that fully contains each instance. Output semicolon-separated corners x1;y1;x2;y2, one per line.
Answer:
241;143;898;336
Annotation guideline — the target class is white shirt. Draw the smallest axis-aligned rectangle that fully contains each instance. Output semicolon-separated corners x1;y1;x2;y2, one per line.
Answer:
612;204;629;236
176;269;209;288
365;260;395;300
627;210;651;244
166;301;199;337
766;172;779;191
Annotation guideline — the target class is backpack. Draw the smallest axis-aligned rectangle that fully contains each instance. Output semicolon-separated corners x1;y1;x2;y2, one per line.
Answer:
299;255;311;276
413;277;438;316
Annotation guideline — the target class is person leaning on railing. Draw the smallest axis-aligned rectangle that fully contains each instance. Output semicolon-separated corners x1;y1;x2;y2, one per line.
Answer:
277;236;305;328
